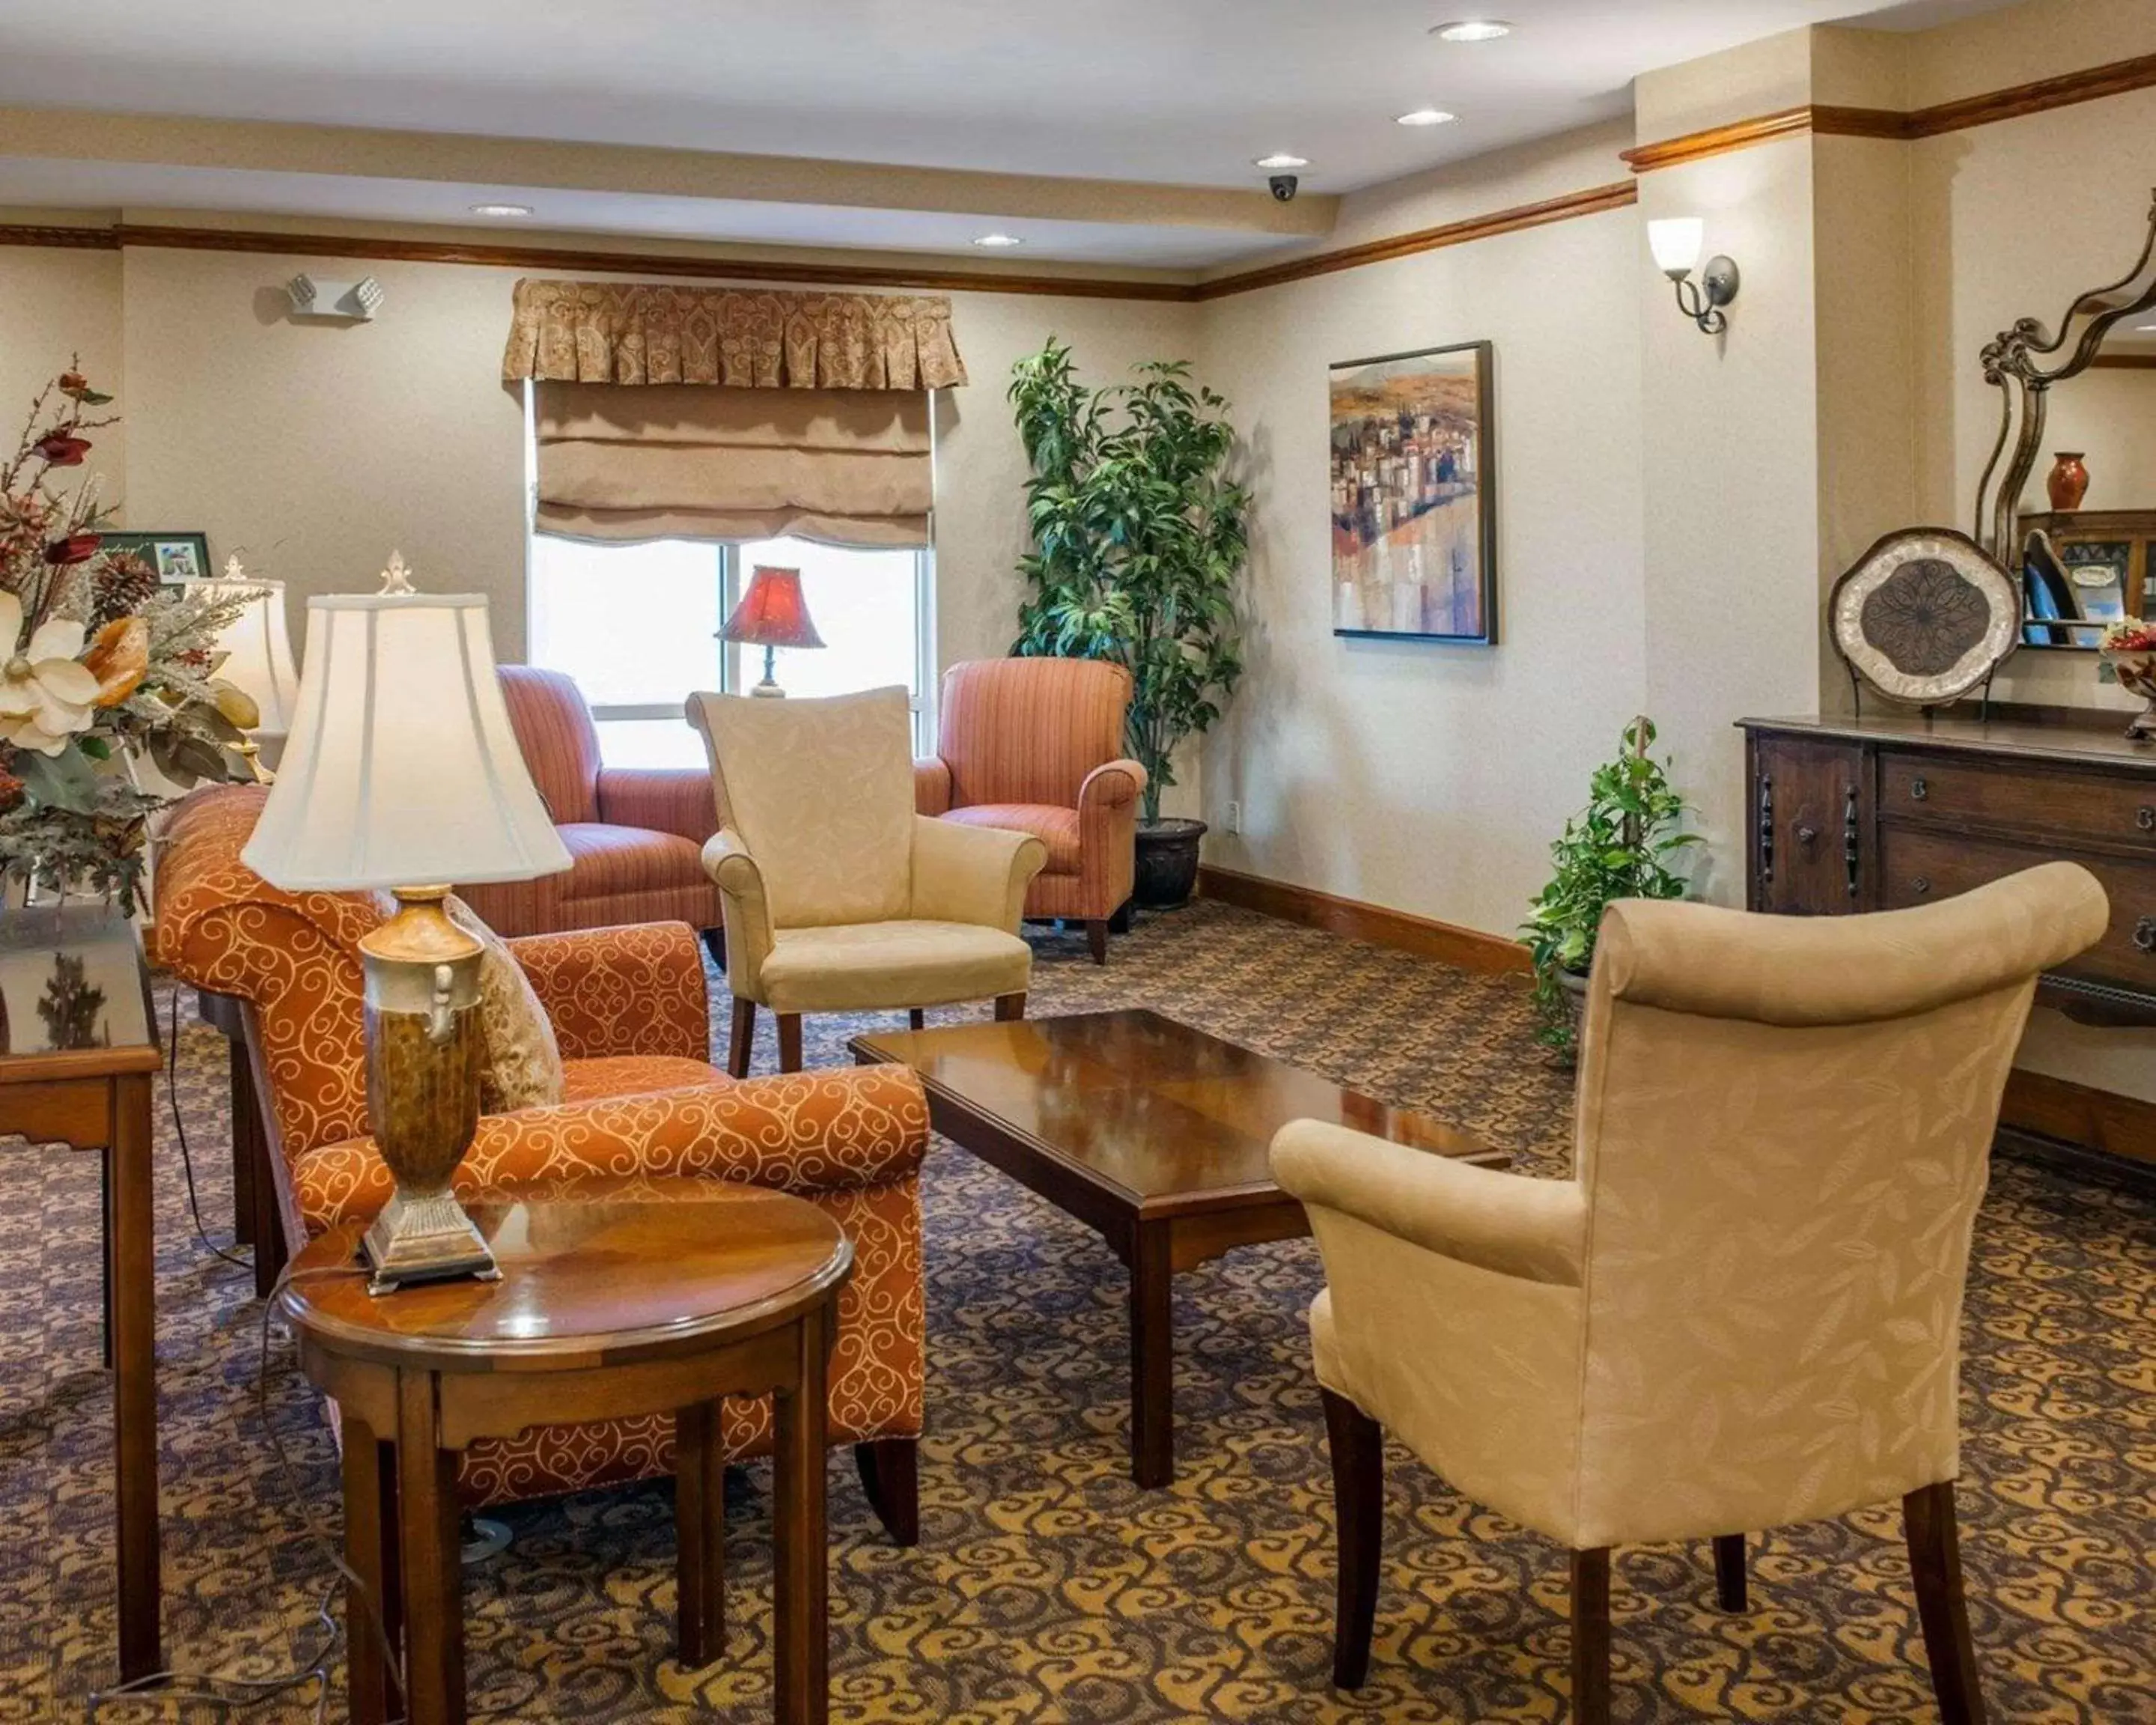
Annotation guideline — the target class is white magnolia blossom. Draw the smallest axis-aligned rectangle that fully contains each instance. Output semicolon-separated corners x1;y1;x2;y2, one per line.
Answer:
0;590;100;755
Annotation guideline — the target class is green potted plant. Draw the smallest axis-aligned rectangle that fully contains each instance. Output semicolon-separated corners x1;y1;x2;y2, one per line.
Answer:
1008;338;1247;908
1520;716;1699;1058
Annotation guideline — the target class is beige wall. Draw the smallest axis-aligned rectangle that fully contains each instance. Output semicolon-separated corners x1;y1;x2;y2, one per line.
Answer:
0;234;1201;806
1196;125;1648;938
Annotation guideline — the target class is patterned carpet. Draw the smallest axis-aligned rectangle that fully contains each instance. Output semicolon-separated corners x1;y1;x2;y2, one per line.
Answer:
3;899;2152;1723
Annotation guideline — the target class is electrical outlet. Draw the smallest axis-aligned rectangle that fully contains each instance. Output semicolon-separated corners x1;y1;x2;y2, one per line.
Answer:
1225;800;1243;834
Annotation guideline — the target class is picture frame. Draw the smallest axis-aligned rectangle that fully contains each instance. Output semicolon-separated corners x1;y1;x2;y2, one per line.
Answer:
97;530;212;585
1329;340;1497;645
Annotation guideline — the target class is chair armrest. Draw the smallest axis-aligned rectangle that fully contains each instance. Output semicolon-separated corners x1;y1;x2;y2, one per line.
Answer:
701;829;776;997
913;757;953;817
910;815;1046;931
595;767;720;845
296;1065;932;1229
506;922;709;1062
1271;1119;1586;1287
1079;758;1147;812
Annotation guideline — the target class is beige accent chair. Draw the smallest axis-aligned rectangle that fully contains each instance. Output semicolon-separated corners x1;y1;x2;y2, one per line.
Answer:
689;684;1048;1075
1273;863;2109;1725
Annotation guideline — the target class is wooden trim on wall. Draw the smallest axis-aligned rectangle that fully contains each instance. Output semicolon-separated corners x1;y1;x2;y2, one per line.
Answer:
0;222;121;250
1198;864;1532;975
1193;182;1636;300
1626;50;2156;172
2001;1068;2156;1167
2091;353;2156;371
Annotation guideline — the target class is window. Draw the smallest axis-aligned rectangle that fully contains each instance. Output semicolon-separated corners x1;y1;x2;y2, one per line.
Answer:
527;535;934;767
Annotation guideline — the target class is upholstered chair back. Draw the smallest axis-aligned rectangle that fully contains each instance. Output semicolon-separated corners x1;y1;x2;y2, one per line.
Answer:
498;666;603;826
1567;862;2108;1547
938;657;1132;810
153;785;386;1160
687;684;918;929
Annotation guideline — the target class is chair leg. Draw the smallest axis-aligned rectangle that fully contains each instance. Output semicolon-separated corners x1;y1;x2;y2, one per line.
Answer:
699;925;727;973
727;997;755;1080
776;1012;803;1073
1085;919;1109;965
1904;1482;1988;1725
853;1439;919;1548
1571;1547;1613;1725
1108;900;1133;935
1713;1533;1747;1612
1320;1387;1381;1691
908;1008;925;1031
994;992;1026;1022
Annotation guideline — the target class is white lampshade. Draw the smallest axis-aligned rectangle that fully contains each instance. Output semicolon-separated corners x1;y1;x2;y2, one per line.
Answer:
1648;216;1705;279
242;592;571;891
203;575;301;737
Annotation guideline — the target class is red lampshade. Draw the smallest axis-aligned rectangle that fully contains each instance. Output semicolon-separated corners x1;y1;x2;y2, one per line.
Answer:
720;565;825;650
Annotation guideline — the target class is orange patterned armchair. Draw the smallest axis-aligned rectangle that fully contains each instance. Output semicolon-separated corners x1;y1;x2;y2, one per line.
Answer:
457;666;724;949
914;657;1145;964
154;785;929;1539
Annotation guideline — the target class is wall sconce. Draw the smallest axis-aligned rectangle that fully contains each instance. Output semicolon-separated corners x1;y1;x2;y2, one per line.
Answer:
285;274;384;321
1648;218;1739;335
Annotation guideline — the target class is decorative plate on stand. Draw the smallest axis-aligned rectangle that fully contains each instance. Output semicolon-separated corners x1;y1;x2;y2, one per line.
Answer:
1829;527;2020;706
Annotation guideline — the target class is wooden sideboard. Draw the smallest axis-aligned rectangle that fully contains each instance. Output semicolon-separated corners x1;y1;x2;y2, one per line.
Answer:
1740;710;2156;1029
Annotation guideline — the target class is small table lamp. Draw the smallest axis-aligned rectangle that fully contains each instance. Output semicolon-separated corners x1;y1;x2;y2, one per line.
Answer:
720;565;824;697
242;574;570;1292
204;556;301;782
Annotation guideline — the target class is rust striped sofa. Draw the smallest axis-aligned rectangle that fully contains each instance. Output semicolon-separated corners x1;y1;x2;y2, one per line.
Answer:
457;666;723;946
154;784;929;1537
913;657;1145;963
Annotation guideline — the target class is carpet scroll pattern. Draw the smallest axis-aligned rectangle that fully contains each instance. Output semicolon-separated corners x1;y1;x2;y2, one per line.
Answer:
1;901;2152;1721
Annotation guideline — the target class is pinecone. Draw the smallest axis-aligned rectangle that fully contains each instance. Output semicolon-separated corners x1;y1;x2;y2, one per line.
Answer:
91;550;158;629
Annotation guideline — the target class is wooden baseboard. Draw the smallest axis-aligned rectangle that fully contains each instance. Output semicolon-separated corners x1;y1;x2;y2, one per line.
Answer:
2000;1068;2156;1168
1196;865;1529;975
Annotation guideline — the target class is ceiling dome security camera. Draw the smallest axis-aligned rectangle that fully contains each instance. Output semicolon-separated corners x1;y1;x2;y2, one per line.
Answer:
1269;173;1300;203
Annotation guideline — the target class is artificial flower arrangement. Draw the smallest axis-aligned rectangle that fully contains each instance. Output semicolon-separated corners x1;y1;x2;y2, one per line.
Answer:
0;362;261;905
2098;617;2156;740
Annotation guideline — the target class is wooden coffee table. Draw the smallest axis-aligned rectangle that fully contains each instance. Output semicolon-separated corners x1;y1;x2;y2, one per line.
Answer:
850;1008;1502;1488
278;1177;853;1725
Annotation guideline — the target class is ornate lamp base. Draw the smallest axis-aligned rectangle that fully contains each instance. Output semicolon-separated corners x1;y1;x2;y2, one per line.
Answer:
363;1187;502;1295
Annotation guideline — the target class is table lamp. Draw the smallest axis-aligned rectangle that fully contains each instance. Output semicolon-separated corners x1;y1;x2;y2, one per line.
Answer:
719;565;824;697
204;556;302;782
241;567;570;1292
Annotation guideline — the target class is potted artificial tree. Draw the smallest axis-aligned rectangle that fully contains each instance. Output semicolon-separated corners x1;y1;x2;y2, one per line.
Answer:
1008;338;1247;908
1520;717;1698;1060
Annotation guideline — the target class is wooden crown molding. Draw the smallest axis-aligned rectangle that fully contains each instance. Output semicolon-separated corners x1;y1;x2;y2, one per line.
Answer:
0;182;1645;306
1193;181;1636;300
1626;49;2156;172
1197;864;1531;976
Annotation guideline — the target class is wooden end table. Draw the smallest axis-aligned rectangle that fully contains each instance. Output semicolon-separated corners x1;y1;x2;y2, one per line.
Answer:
0;904;163;1680
278;1177;853;1725
851;1008;1504;1488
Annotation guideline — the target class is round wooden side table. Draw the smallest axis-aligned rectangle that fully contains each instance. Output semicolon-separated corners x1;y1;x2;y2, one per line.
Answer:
278;1175;853;1725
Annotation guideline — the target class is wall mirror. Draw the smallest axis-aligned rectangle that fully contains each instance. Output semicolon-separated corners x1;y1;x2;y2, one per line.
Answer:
1976;190;2156;651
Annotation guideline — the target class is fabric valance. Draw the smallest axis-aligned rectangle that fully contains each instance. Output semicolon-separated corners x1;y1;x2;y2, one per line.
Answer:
503;279;968;391
532;381;932;549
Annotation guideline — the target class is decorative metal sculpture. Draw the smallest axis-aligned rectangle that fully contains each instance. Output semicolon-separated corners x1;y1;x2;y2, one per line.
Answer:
1974;189;2156;562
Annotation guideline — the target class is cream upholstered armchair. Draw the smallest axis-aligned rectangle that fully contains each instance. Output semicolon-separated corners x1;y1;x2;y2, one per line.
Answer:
688;684;1048;1075
1273;864;2109;1724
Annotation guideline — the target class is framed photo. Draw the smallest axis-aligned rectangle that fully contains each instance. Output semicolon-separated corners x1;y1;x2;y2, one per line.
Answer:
1330;341;1496;644
97;530;211;585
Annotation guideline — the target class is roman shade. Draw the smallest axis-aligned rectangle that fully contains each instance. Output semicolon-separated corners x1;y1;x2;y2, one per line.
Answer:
532;382;934;547
506;279;961;548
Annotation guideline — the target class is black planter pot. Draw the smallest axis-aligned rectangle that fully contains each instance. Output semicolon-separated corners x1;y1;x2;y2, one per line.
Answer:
1133;817;1207;910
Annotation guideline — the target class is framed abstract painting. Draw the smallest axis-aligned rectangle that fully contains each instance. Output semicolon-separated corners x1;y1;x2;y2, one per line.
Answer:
1329;341;1496;644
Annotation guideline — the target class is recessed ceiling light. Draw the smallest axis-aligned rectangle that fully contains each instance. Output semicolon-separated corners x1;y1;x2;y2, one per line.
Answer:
469;202;533;218
1395;108;1458;127
1252;153;1310;170
972;233;1024;248
1432;19;1511;42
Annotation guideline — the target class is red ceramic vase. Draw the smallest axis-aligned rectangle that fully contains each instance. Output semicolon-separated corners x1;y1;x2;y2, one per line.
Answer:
2047;451;2089;511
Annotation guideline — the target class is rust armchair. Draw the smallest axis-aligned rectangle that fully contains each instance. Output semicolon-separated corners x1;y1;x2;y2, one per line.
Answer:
914;657;1145;963
457;666;723;951
155;785;929;1539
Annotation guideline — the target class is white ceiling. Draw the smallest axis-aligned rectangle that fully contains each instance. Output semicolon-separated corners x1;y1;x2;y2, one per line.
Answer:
0;0;2021;267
